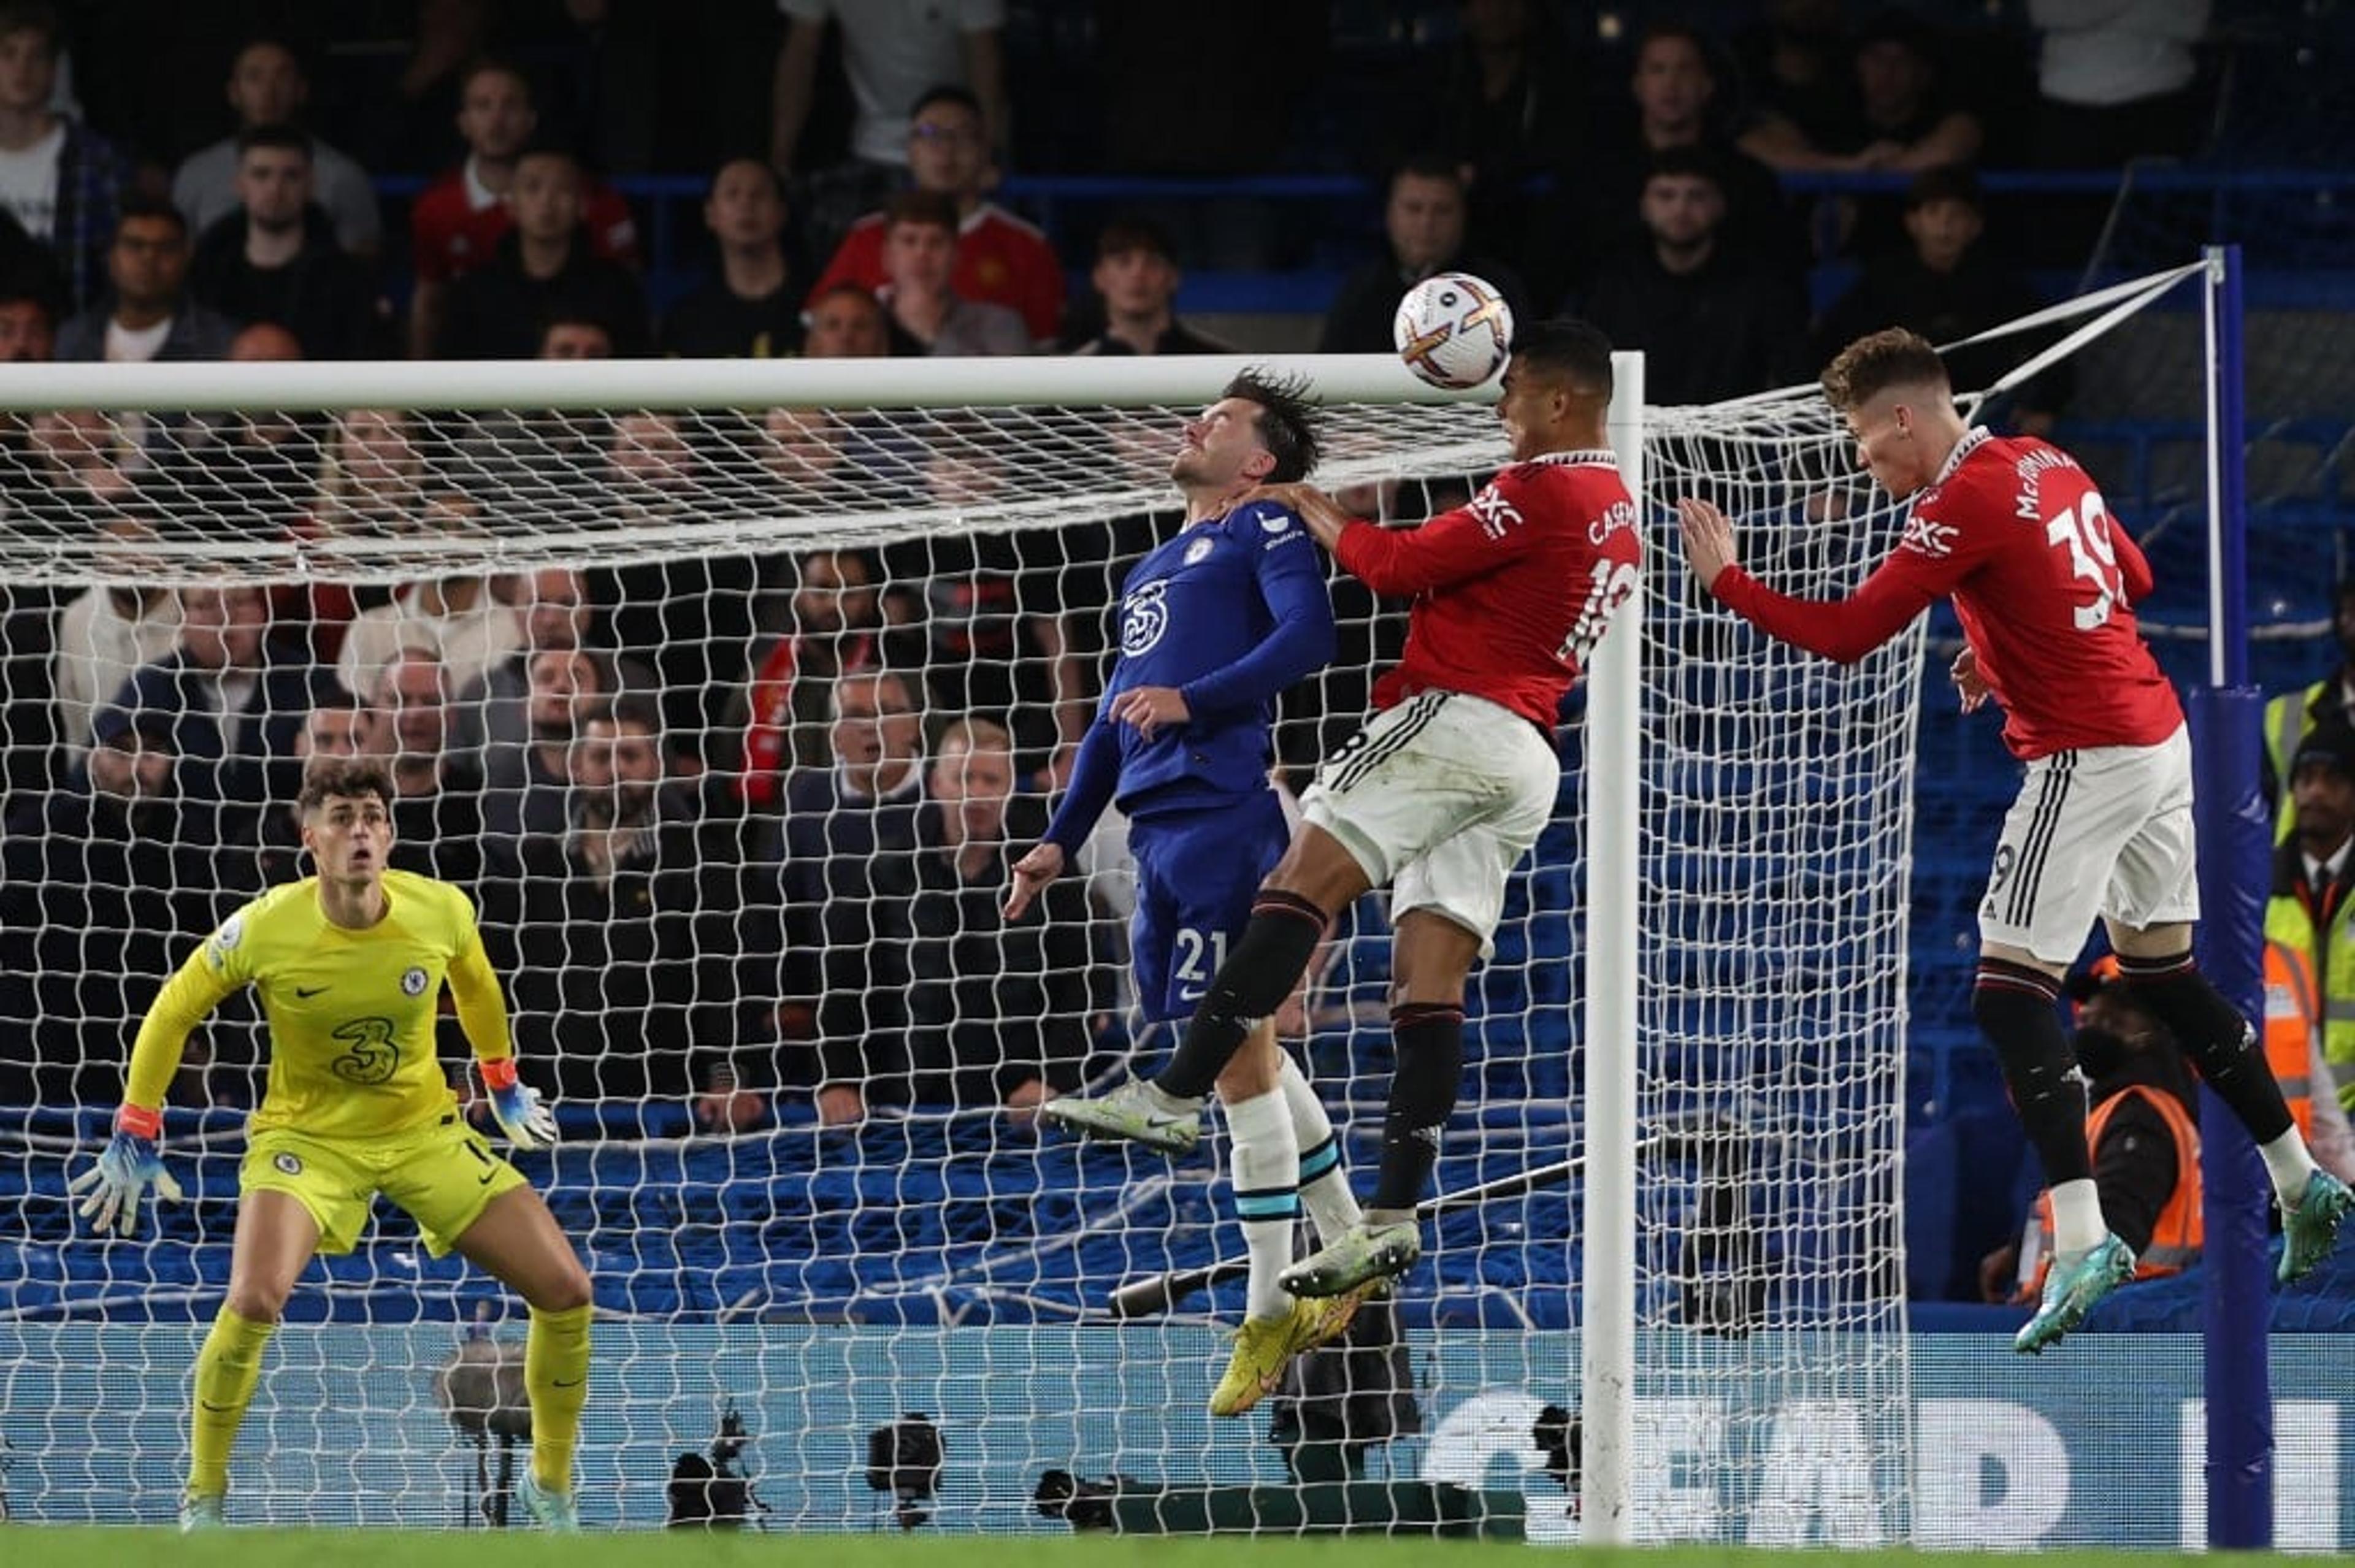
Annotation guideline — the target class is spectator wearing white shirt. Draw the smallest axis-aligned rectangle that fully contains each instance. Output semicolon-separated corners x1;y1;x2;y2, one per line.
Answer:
334;491;524;702
172;38;382;258
2031;0;2212;166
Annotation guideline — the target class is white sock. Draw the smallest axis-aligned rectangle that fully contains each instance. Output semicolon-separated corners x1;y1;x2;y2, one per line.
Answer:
1277;1054;1361;1242
1225;1088;1300;1321
2261;1130;2319;1205
2048;1178;2107;1256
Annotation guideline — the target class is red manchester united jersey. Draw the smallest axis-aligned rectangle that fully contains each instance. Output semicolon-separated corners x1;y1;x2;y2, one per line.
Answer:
1712;428;2181;759
410;165;641;285
809;201;1063;345
1333;449;1640;730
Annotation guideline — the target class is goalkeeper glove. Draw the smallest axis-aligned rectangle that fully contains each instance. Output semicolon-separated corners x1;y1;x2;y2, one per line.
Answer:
67;1106;185;1238
481;1058;557;1150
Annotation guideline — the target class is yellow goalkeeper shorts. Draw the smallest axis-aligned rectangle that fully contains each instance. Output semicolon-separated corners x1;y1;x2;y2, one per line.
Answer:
241;1112;528;1258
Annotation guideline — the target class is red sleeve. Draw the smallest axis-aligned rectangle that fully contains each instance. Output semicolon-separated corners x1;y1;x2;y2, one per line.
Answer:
2112;521;2154;604
1015;237;1065;343
1710;550;1947;665
586;183;641;269
810;225;884;304
1333;502;1514;597
410;184;457;284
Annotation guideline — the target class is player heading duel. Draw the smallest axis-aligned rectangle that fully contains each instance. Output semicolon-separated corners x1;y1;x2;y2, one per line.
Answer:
1047;320;1639;1303
1007;370;1366;1417
71;755;594;1529
1677;326;2353;1353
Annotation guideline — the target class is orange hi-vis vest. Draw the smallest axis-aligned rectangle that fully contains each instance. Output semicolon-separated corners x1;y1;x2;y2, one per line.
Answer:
2267;937;2321;1141
2031;1084;2204;1292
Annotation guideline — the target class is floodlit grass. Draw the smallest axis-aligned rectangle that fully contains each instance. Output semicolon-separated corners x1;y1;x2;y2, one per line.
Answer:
0;1531;2193;1568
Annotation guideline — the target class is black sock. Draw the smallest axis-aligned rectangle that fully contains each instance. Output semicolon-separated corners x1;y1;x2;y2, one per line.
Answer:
1372;1003;1465;1211
1155;890;1326;1100
1972;960;2091;1186
2115;949;2294;1144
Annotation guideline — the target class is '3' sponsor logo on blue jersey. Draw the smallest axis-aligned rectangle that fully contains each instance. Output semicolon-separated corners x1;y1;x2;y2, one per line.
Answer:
1120;578;1171;657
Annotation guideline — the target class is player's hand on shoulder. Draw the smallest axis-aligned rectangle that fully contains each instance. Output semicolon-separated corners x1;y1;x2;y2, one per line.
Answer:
1003;841;1066;920
1675;497;1739;592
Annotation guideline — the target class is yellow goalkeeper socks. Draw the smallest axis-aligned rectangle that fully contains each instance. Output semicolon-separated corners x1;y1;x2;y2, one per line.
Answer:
188;1306;274;1498
526;1303;593;1494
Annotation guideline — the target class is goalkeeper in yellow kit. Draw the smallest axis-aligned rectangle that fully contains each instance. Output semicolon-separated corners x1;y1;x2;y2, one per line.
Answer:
69;754;594;1532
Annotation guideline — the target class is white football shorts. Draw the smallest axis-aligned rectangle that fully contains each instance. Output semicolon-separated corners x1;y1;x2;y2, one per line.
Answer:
1300;690;1560;954
1978;722;2199;963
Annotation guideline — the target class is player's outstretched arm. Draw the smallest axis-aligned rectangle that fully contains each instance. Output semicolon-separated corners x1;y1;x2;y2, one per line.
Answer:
1679;495;1943;665
1675;497;1742;591
448;922;557;1150
67;1104;185;1238
1004;840;1065;922
71;939;230;1237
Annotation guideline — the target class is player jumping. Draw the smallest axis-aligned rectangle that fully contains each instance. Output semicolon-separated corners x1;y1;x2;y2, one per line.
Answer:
1006;371;1368;1416
1046;321;1641;1302
1675;326;2352;1353
71;755;594;1529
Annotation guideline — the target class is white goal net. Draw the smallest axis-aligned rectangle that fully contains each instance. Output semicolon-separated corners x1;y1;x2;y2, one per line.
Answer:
0;315;2190;1535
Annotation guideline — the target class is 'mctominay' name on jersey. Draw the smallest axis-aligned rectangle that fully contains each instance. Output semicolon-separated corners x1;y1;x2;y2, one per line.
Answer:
1098;498;1336;816
1711;427;2180;760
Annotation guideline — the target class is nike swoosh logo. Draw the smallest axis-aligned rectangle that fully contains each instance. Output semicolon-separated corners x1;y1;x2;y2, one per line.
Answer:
199;1401;238;1413
551;1376;584;1388
477;1171;496;1185
295;986;327;998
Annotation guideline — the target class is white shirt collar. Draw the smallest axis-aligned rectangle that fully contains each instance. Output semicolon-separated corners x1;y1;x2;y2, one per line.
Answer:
1931;426;1992;487
2305;838;2353;885
462;156;499;213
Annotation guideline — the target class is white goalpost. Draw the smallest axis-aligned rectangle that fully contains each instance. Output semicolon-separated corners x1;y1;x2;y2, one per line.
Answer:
0;281;2194;1537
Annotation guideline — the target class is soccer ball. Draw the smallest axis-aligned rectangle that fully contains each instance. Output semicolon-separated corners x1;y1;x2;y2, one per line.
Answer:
1393;272;1515;390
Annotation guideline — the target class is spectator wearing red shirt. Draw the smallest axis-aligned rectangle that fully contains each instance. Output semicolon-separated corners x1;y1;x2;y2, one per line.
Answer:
806;85;1060;348
434;146;647;359
407;59;639;358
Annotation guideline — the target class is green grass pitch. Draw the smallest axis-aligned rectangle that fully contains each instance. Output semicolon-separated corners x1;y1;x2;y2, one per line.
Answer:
0;1533;2192;1568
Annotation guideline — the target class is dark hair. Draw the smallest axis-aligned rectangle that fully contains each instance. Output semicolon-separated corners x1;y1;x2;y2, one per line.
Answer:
458;56;534;104
806;280;884;316
1643;145;1726;195
1224;369;1321;484
595;688;664;735
1634;21;1717;69
1390;152;1465;192
909;83;984;122
1095;213;1174;264
1511;318;1614;400
883;189;958;235
114;196;188;242
515;136;583;171
297;754;394;815
1905;164;1984;213
236;122;313;161
1822;326;1951;411
0;2;58;55
536;309;614;350
706;156;786;205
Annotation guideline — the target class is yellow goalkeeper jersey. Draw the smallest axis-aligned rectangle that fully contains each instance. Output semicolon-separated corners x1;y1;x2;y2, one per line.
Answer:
125;869;513;1142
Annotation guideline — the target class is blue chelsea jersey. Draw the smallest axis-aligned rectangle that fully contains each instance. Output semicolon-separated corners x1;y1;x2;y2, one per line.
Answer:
1100;498;1336;817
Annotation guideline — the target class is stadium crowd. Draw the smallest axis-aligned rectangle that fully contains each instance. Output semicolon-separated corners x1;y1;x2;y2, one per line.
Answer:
4;0;2350;1309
